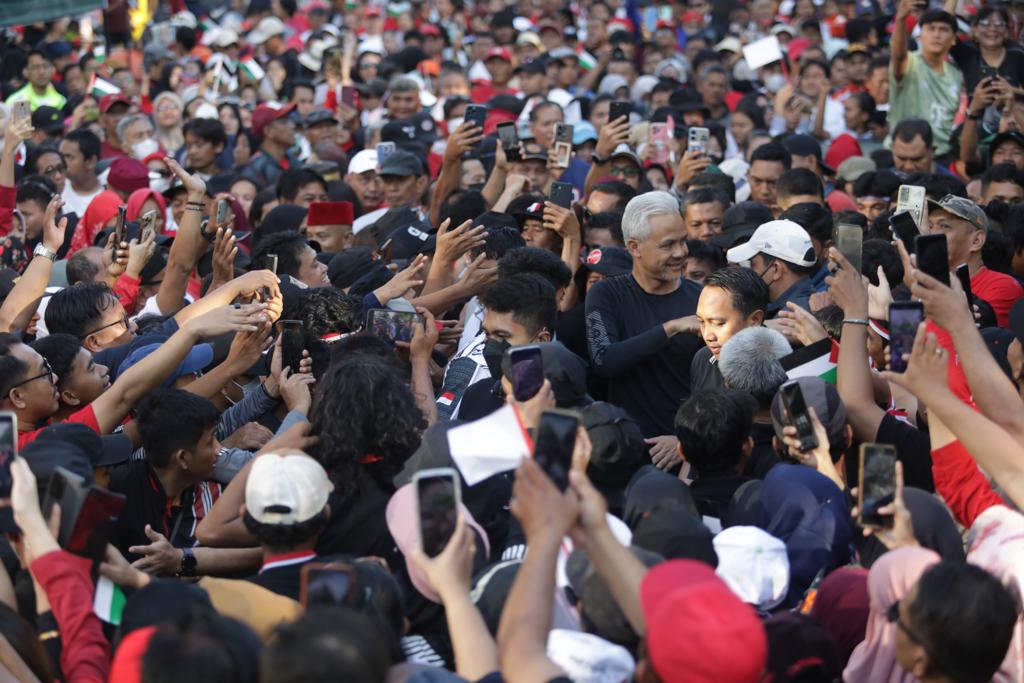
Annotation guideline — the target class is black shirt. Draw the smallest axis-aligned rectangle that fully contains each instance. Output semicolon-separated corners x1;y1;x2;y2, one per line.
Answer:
585;274;704;437
457;378;503;422
689;346;725;395
873;413;934;492
691;474;754;519
951;41;1024;95
315;478;401;569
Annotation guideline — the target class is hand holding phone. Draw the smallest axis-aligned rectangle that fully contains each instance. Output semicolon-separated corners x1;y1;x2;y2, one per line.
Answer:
609;101;631;124
509;345;544;401
276;320;305;374
780;381;819;452
533;410;579;491
888;301;924;373
114;205;128;246
550;182;573;209
497;122;521;162
858;443;897;528
12;101;30;127
260;254;278;301
914;233;950;286
834;223;863;275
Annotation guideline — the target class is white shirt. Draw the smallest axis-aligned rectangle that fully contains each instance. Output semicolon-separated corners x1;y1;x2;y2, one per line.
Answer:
61;182;104;219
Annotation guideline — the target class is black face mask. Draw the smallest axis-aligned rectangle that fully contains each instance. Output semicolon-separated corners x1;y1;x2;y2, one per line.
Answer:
482;338;510;380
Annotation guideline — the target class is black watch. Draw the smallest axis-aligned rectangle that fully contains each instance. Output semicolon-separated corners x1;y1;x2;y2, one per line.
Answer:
179;547;198;577
591;153;608;165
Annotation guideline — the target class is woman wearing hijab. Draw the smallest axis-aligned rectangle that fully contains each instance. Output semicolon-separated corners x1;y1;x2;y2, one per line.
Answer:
811;567;870;666
843;546;940;683
125;187;169;235
69;190;121;255
152;92;185;156
858;488;965;568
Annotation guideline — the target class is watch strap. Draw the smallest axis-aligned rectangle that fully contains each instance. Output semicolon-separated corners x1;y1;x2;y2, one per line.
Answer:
32;244;57;261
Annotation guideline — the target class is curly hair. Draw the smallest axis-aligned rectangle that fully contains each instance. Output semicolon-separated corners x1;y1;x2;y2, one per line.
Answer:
292;287;362;337
309;357;425;496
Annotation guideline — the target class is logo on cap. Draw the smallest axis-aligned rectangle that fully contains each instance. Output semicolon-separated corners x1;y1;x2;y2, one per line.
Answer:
587;248;603;265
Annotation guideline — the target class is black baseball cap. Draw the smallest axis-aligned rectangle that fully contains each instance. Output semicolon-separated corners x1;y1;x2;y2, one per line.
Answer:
782;133;834;174
581;246;632;278
328;246;377;289
378;150;424;178
34;423;133;468
31;106;64;135
712;202;774;249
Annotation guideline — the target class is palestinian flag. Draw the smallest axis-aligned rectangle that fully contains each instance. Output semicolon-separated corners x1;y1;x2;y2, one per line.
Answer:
88;73;121;98
240;57;265;82
93;577;126;626
780;338;839;384
578;50;597;72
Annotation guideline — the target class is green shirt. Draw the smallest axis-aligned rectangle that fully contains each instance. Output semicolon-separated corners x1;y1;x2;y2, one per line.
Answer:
5;83;66;112
888;51;963;156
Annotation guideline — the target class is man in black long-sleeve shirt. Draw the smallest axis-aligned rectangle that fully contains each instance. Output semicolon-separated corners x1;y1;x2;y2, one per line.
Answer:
585;191;704;468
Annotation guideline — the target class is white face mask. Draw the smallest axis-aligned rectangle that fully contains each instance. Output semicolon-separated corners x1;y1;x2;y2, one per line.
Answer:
149;173;171;194
764;73;788;93
448;116;464;131
132;138;160;160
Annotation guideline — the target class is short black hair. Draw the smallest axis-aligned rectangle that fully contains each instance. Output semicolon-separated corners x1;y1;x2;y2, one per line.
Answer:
703;266;769;318
586;211;625;246
848;92;876;118
685;240;727;271
497;247;573;290
0;333;30;401
853;170;901;199
30;334;82;392
243;508;328;552
908;561;1019;683
469;224;525;261
44;283;118;339
845;17;875;44
66;248;102;285
681;187;730;215
800;59;830;79
136;389;220;468
277;168;329;203
780;202;831;243
182;117;228;148
776;168;824;201
175;26;197;50
439;189;487;229
863;239;904;286
674;389;755;477
479;272;557;338
25;143;63;177
689;171;737;203
528;100;562;123
64;128;101;162
749;142;792;170
252;231;310;277
981;162;1023;194
918;9;958;32
16;175;57;208
893;118;934;149
590;181;637;210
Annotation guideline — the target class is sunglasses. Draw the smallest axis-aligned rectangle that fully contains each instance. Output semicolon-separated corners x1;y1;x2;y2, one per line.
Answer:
10;358;55;389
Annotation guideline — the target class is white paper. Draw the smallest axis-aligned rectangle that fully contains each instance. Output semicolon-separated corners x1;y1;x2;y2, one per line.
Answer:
447;405;531;485
743;36;784;71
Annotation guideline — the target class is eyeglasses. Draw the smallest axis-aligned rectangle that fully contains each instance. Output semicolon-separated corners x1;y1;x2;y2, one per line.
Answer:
82;313;129;339
609;165;641;177
10;359;55;389
42;162;67;176
979;19;1007;28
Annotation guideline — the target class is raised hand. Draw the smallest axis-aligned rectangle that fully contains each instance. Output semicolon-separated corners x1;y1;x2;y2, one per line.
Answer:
41;195;68;253
163;156;207;198
126;228;158;279
880;323;949;397
186;302;270;338
435;218;486;265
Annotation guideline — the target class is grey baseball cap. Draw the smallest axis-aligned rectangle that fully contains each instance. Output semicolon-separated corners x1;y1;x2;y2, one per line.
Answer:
927;194;988;232
378;150;424;177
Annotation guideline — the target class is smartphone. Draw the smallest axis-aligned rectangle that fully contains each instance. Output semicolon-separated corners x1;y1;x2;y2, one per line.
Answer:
888;301;924;373
858;443;897;528
139;210;159;243
464;104;488;130
300;562;357;609
340;85;358;108
43;467;88;549
780;381;819;452
376;141;396;165
533;409;579;491
413;467;460;557
649;122;670;164
216;198;230;225
260;254;278;301
508;345;544;401
379;237;394;264
550;181;573;209
914;233;950;286
65;486;126;564
834;223;863;275
609;101;631;123
688;127;710;155
497;121;520;162
12;100;30;126
114;205;127;245
889;211;918;253
896;185;926;230
553;123;573;167
955;263;974;310
0;412;16;500
276;319;304;374
367;308;422;344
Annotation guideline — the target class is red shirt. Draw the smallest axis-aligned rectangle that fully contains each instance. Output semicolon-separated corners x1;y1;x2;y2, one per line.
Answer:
972;267;1024;328
18;404;100;450
100;141;127;161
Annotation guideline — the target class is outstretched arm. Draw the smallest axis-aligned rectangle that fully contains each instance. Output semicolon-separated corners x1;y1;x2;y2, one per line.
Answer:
0;196;66;333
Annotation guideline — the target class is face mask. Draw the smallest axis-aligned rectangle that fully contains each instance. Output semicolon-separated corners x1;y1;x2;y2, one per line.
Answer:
764;73;788;93
482;338;510;380
149;174;170;194
448;116;464;131
132;138;160;160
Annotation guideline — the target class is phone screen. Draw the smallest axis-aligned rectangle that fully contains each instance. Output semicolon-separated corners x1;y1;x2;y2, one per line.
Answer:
66;487;126;563
376;142;396;165
550;182;573;209
367;309;422;344
533;411;578;491
914;234;950;286
781;382;819;451
858;444;897;528
609;101;631;123
301;563;356;608
649;123;670;164
416;471;459;557
509;345;543;401
341;85;358;107
497;122;520;161
277;320;304;374
889;211;918;253
0;412;16;499
216;198;230;225
955;264;974;309
834;224;863;275
888;301;924;373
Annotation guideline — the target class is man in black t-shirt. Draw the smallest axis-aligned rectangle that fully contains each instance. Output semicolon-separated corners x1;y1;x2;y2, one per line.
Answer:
585;191;704;469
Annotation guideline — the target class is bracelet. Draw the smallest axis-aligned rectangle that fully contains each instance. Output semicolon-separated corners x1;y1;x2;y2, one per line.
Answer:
967;111;984;121
38;630;60;642
186;201;205;209
186;205;205;212
843;318;869;326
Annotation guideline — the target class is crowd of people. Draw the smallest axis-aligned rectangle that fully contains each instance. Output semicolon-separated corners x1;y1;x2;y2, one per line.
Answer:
0;0;1023;680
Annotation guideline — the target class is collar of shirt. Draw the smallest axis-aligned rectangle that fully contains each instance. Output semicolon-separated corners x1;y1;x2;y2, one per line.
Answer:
260;550;317;573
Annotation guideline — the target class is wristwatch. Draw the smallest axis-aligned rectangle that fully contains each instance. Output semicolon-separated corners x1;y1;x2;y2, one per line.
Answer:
179;547;198;577
591;153;609;165
32;244;57;261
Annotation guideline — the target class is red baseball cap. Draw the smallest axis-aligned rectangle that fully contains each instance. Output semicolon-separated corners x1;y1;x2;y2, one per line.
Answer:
251;102;296;139
364;5;382;17
307;201;354;227
419;24;442;36
641;560;768;683
99;93;132;114
485;47;512;62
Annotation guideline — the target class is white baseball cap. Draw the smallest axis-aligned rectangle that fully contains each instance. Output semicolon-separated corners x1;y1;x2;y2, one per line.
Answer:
245;453;333;525
348;149;379;175
726;219;817;268
713;526;790;610
247;16;286;45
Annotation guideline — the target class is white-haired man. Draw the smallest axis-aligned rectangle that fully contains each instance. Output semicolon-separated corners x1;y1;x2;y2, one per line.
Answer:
585;191;702;470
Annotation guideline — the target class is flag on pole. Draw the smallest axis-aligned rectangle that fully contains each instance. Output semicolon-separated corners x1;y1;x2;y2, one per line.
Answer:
88;73;121;98
577;50;597;72
780;338;839;384
240;57;265;82
93;577;126;625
